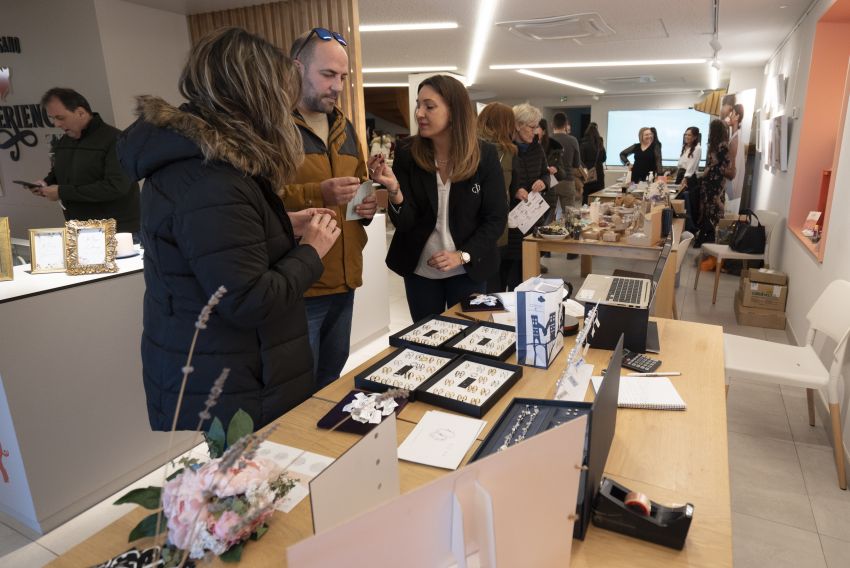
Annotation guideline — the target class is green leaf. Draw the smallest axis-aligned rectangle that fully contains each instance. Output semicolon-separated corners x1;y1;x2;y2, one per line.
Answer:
220;542;244;563
128;512;166;542
251;523;269;541
206;416;226;458
226;409;254;448
166;467;184;482
113;487;161;509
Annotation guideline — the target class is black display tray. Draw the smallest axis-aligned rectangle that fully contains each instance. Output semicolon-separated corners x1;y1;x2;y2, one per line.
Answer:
389;315;474;350
442;321;516;361
316;389;410;435
460;293;505;312
353;345;458;400
415;355;522;418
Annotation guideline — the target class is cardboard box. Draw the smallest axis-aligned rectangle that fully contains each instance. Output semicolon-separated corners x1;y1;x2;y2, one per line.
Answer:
739;275;788;311
735;291;786;329
743;268;788;286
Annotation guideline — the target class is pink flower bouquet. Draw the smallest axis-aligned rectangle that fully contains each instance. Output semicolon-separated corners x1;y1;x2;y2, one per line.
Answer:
161;456;293;560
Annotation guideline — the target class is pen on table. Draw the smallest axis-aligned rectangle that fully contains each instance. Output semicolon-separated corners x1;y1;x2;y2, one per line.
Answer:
626;371;682;377
453;311;480;322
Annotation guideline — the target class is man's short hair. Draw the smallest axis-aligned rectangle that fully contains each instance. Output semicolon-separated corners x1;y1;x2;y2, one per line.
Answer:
290;31;319;65
552;112;568;130
41;88;92;113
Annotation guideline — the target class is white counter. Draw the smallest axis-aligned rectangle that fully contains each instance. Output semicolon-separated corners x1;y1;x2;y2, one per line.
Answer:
0;257;195;536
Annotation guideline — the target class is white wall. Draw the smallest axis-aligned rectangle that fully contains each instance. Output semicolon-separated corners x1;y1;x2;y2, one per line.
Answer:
0;0;188;238
0;0;114;237
94;0;190;129
748;0;850;454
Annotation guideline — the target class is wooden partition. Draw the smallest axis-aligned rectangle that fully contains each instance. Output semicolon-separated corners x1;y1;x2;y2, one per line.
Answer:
187;0;366;148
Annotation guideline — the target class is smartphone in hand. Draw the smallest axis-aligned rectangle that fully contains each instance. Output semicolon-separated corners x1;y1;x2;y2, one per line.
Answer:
14;180;41;189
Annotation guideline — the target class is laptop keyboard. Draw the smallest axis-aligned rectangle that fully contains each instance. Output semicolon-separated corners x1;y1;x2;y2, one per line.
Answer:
607;277;642;305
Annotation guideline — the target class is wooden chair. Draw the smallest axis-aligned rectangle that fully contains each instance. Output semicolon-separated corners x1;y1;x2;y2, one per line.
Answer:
723;279;850;489
694;210;781;304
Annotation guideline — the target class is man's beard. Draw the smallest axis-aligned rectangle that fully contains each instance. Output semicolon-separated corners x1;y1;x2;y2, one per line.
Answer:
304;91;336;114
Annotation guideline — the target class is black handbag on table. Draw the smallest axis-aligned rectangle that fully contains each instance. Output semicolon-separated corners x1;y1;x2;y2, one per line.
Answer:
730;210;767;254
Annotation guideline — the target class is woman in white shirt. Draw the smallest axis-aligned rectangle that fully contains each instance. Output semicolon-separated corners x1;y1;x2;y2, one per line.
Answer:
676;126;702;232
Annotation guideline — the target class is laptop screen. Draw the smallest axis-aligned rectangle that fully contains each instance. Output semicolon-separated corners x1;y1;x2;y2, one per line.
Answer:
647;233;674;312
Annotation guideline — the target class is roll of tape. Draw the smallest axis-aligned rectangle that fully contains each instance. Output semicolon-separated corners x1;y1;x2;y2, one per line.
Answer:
624;491;651;516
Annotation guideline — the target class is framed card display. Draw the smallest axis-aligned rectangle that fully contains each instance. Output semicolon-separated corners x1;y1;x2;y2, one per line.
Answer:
28;228;67;274
443;321;516;361
416;355;523;418
354;346;458;397
0;217;12;282
389;315;472;350
64;219;118;275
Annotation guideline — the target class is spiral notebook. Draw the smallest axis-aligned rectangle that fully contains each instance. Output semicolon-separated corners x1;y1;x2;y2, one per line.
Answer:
591;376;687;411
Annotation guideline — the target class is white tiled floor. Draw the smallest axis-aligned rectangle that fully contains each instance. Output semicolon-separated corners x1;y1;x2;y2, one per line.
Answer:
1;237;847;567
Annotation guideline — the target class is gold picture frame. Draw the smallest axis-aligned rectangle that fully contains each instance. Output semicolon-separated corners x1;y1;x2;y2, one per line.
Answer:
0;217;13;282
64;219;118;275
29;227;67;274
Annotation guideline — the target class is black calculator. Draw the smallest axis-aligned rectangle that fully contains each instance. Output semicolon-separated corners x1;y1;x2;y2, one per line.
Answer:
621;348;662;373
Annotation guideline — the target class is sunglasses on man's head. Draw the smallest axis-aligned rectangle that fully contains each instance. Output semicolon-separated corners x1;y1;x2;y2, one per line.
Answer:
294;27;347;60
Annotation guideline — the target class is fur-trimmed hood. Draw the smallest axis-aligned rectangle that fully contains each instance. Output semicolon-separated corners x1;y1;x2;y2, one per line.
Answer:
117;96;254;182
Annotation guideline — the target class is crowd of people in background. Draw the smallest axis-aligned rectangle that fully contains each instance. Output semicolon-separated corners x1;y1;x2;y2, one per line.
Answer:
27;24;747;433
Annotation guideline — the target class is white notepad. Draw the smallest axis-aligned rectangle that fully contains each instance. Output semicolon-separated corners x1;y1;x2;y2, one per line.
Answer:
397;410;486;470
591;376;687;411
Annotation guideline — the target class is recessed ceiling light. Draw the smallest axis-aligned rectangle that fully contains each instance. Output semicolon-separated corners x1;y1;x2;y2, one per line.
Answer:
465;0;498;86
363;83;409;88
491;58;707;70
517;69;605;94
360;22;458;32
362;66;458;73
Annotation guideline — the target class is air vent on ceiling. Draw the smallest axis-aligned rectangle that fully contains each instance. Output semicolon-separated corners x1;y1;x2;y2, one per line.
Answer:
599;75;657;85
496;13;614;41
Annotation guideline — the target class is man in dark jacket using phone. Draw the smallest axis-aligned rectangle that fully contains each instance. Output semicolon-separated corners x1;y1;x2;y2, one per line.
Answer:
32;88;140;235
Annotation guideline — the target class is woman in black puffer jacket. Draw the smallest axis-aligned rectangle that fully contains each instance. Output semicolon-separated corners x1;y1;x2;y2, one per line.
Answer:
117;28;340;431
497;103;550;291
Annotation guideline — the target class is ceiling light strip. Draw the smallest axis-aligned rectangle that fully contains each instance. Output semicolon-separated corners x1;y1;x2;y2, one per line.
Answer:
466;0;498;86
491;59;707;70
363;83;409;88
362;66;458;73
517;69;605;94
360;22;458;32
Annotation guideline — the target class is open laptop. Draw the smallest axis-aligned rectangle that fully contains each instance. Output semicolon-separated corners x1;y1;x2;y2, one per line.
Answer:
575;233;674;310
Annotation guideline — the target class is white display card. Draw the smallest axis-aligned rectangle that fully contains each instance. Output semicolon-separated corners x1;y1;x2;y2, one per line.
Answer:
362;348;455;390
397;410;485;470
253;441;334;514
309;414;400;533
76;228;106;265
426;360;514;407
400;318;469;347
452;326;516;357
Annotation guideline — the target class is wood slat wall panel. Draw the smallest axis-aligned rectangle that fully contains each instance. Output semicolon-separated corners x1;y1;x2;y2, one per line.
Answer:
187;0;366;149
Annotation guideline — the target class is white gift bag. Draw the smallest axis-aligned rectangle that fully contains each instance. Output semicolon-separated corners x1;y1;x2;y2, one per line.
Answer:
515;277;565;368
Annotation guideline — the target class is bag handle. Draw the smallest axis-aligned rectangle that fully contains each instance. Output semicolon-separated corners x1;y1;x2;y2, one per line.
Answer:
739;209;762;227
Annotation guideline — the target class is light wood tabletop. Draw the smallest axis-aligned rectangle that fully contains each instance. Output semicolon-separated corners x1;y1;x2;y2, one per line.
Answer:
48;318;731;568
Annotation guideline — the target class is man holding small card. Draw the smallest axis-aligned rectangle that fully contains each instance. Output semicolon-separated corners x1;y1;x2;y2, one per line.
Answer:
284;28;378;388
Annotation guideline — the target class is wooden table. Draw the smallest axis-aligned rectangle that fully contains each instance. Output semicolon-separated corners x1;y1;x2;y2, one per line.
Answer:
49;318;731;568
522;218;682;318
588;186;630;202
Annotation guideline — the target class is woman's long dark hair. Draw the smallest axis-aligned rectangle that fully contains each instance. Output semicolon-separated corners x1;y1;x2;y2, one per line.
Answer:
707;119;728;158
681;126;701;158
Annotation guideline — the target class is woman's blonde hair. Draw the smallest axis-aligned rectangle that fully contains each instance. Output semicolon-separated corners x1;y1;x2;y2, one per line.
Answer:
411;75;480;181
477;102;517;157
512;103;542;128
638;127;653;143
178;27;303;188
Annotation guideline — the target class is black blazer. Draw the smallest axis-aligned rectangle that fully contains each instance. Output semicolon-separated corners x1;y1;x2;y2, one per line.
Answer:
386;139;507;283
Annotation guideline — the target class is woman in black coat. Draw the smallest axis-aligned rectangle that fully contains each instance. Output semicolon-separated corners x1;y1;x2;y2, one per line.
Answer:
620;127;663;184
580;122;607;203
117;28;340;431
498;103;550;291
374;75;507;321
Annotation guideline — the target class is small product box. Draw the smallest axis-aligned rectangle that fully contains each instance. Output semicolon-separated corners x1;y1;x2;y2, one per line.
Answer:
735;290;787;329
740;269;788;311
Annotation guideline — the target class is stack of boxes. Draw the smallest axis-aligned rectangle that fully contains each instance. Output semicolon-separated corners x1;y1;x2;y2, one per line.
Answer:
734;268;788;329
